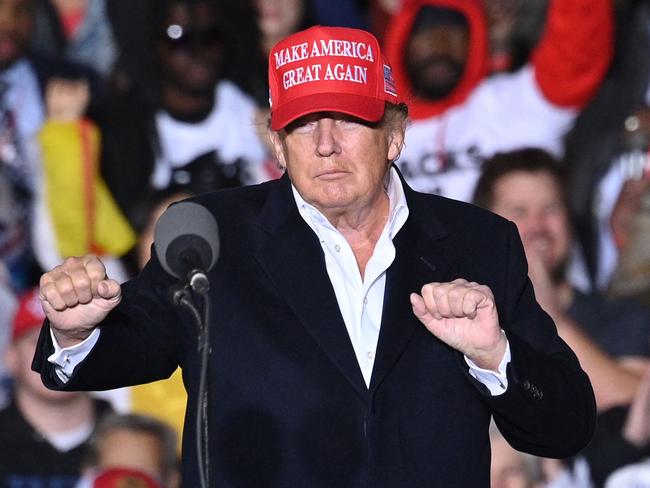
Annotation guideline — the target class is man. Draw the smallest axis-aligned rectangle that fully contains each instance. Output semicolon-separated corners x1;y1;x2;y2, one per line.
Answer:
383;0;613;201
34;26;595;487
473;148;650;411
489;421;543;488
98;0;269;228
76;413;180;488
0;287;111;487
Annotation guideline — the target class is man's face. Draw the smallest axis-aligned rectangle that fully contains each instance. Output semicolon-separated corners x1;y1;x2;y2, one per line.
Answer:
269;111;404;216
405;24;468;100
98;430;166;482
490;435;533;488
6;328;83;403
256;0;303;45
157;1;224;96
0;0;34;70
489;170;571;276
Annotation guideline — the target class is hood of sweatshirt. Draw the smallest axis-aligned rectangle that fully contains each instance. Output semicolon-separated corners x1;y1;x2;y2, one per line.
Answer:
384;0;489;120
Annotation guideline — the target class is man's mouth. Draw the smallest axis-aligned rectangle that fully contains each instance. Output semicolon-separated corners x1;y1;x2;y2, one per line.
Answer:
316;168;348;180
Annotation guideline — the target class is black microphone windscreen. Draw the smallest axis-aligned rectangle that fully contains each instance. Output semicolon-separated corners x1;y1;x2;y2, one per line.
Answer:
154;201;220;278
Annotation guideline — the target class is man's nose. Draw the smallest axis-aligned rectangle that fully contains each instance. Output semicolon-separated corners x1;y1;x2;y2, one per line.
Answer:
314;119;341;157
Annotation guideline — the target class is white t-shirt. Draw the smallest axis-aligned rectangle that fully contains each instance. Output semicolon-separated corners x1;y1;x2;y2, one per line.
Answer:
152;80;268;189
395;66;576;202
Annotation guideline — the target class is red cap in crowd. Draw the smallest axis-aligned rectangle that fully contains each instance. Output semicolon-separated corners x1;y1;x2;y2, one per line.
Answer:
268;25;399;130
91;468;162;488
12;287;46;342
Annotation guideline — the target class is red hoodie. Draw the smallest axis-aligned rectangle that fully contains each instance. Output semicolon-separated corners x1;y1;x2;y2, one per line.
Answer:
384;0;613;121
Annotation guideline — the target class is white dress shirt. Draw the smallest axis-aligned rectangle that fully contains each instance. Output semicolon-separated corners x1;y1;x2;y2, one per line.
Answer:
292;167;510;391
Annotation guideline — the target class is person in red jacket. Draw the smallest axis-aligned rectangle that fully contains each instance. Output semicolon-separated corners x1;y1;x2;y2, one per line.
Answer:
383;0;613;202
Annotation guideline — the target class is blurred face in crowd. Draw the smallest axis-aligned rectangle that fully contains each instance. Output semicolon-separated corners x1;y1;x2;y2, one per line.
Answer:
157;0;225;96
405;23;468;100
489;170;571;277
137;192;191;270
256;0;303;49
0;0;34;69
490;435;535;488
269;109;405;219
5;327;85;404
96;429;168;483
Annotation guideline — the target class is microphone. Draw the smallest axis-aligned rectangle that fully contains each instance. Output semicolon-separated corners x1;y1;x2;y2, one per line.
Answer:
155;202;217;488
154;201;220;297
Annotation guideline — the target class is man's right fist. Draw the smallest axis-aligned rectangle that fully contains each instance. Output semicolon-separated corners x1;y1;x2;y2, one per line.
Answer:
39;255;122;347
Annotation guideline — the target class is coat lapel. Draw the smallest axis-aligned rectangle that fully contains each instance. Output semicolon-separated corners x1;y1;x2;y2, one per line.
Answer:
252;175;368;399
251;174;461;398
369;185;458;392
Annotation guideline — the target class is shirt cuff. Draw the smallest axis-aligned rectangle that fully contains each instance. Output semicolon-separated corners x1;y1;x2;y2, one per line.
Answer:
465;339;511;396
47;327;101;383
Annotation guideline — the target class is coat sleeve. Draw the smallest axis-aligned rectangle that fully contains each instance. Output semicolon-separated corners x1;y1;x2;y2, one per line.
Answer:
32;254;187;392
531;0;614;108
482;222;597;458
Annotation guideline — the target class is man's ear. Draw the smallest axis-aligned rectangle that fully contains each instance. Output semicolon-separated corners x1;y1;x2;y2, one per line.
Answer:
268;130;287;170
387;126;406;163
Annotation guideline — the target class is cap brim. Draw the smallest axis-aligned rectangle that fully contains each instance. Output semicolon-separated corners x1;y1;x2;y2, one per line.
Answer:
271;92;386;130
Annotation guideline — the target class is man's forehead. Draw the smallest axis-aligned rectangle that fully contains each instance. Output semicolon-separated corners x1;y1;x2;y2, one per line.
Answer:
410;5;469;35
494;171;565;205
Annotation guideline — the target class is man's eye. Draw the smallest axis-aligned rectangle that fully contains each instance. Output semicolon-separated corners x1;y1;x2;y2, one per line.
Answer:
287;119;316;133
294;121;316;132
336;118;366;130
338;119;359;127
543;204;564;216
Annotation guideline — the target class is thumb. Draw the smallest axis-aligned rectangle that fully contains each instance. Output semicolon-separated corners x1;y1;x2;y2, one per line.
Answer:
97;279;122;303
410;293;428;321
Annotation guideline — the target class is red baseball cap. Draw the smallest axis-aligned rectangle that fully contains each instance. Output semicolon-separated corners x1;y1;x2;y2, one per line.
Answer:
92;468;162;488
268;26;399;130
12;287;46;342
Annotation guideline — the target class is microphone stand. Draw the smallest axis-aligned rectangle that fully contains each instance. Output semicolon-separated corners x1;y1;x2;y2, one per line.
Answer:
172;270;211;488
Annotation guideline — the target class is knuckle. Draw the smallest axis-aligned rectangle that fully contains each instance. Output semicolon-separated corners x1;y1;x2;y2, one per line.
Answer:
448;287;463;300
40;281;55;298
88;266;106;281
433;285;449;298
56;277;75;295
39;273;53;287
74;275;92;289
476;284;493;297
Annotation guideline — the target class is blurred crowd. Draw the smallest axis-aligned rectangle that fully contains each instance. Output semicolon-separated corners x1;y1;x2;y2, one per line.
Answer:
1;0;650;486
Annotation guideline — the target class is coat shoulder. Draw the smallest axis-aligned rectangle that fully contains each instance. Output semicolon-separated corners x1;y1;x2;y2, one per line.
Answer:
189;178;283;222
409;190;515;239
